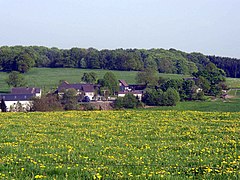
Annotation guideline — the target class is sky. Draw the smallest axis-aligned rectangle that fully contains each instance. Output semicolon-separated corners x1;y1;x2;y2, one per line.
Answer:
0;0;240;58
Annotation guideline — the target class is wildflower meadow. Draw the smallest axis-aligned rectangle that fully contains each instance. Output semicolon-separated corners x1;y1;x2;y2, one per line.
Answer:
0;110;239;179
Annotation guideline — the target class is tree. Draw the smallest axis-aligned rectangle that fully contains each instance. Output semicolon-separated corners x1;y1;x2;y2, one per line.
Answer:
160;79;183;92
16;52;35;73
193;62;226;96
32;94;63;112
142;88;163;106
157;58;174;73
114;94;141;109
102;72;119;95
180;79;195;100
10;101;25;112
196;76;210;93
136;67;158;86
1;99;7;112
6;71;27;87
81;72;97;84
62;88;78;110
162;88;180;106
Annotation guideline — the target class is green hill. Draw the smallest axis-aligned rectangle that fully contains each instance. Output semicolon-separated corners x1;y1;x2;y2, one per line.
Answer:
0;68;190;93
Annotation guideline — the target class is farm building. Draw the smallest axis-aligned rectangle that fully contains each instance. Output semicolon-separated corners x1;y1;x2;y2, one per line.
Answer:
56;81;97;100
0;87;41;112
0;94;35;111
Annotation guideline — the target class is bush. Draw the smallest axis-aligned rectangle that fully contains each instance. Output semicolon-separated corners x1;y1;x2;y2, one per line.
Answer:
114;94;141;109
143;88;180;106
162;88;180;106
142;88;163;106
81;103;96;111
32;95;63;112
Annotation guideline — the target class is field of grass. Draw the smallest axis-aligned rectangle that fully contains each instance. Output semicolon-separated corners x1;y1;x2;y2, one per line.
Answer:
225;78;240;89
0;68;190;93
0;110;239;179
145;97;240;112
1;68;240;93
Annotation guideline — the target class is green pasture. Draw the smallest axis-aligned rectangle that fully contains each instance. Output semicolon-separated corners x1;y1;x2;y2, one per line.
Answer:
145;98;240;112
1;68;240;112
0;68;189;93
1;68;239;94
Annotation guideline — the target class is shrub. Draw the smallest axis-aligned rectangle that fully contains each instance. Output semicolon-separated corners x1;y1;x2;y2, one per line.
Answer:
31;95;63;112
162;88;180;106
114;94;141;109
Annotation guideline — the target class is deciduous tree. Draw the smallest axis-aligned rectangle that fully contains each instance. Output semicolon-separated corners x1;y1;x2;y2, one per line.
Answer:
6;71;27;87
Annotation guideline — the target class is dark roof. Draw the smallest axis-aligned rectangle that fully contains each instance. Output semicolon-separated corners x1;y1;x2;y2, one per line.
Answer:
11;87;41;94
119;80;128;87
82;84;95;92
57;81;95;92
129;84;147;90
0;94;35;101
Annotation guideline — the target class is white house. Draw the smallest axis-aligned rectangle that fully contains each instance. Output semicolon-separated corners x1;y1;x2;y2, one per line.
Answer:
57;81;97;100
0;94;35;111
0;87;42;112
117;91;143;101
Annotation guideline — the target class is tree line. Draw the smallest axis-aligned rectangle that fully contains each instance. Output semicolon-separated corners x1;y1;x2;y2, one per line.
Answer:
1;46;239;77
208;55;240;78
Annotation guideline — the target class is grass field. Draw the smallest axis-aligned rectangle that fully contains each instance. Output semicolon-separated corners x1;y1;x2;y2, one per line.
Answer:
1;68;239;93
0;110;239;179
1;68;240;112
145;98;240;112
0;68;190;93
225;78;240;89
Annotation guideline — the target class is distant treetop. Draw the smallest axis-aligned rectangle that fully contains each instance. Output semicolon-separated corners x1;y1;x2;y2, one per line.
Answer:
0;46;239;77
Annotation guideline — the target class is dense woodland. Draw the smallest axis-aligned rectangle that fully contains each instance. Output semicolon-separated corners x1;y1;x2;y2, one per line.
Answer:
0;46;239;77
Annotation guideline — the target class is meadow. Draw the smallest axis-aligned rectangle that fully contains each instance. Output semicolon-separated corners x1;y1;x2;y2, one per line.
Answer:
0;110;239;179
0;68;191;93
145;97;240;112
0;68;239;93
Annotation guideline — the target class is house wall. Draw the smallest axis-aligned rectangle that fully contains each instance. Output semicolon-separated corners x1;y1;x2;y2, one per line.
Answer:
118;93;142;101
5;101;32;111
36;91;42;97
85;92;95;100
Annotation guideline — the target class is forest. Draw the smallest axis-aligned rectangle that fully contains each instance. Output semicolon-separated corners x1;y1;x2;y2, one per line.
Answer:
0;46;239;77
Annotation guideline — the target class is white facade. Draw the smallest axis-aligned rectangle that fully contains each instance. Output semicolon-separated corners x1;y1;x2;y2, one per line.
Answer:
118;92;143;101
5;101;32;112
85;92;95;100
36;91;41;97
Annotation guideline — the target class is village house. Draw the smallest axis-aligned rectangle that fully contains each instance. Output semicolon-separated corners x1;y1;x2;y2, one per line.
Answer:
56;81;97;100
117;80;146;101
0;94;35;111
119;80;131;92
0;87;41;112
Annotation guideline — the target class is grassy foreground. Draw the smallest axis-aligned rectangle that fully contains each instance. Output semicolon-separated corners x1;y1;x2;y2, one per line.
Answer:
0;110;239;179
